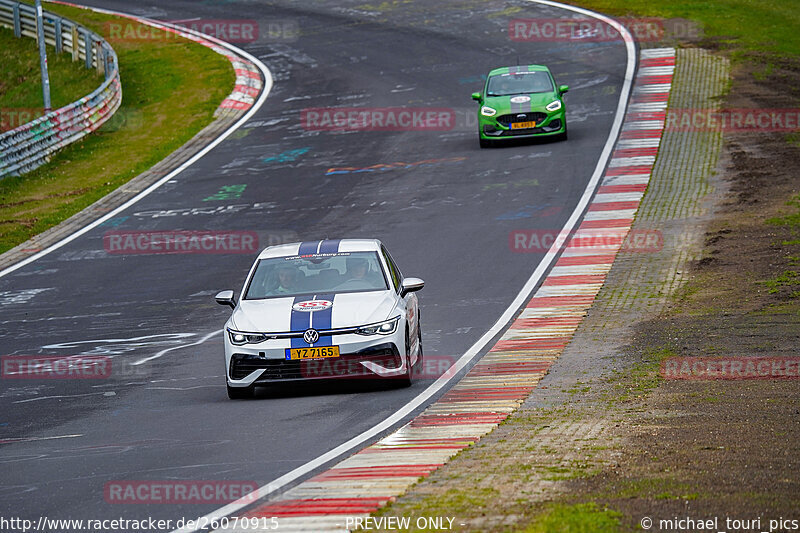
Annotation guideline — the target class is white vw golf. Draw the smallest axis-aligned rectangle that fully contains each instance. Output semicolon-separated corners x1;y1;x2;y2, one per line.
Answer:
215;239;424;399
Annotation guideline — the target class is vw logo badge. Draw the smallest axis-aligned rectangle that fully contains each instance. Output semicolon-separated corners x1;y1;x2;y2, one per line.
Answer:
303;329;320;344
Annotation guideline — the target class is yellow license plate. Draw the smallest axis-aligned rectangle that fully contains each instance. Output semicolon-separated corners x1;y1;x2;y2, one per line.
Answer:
286;346;340;360
511;121;537;129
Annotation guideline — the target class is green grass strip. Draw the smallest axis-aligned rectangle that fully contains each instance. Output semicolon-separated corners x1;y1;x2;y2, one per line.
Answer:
519;502;623;533
573;0;800;59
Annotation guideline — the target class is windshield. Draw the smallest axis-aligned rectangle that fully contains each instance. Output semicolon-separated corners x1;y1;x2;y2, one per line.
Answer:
486;71;554;96
244;251;388;299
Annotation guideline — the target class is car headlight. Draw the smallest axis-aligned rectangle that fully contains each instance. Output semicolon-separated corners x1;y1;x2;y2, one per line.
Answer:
356;316;400;336
480;106;497;117
546;100;562;112
228;328;267;345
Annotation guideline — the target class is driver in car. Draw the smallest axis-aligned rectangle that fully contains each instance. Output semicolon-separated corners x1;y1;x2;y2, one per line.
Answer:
344;257;369;280
274;264;301;294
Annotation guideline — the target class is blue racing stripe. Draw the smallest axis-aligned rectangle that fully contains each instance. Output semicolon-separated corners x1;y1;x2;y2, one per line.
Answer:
289;294;336;348
308;293;335;347
318;239;341;254
297;241;320;255
290;296;312;348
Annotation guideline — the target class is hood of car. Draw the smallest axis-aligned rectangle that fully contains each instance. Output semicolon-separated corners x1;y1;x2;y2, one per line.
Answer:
482;91;559;114
231;290;399;332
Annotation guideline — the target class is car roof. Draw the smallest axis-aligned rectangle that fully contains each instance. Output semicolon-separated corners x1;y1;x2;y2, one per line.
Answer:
256;239;383;260
487;65;550;77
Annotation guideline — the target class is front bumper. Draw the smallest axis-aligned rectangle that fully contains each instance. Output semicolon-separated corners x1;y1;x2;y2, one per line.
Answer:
478;109;566;140
224;329;409;387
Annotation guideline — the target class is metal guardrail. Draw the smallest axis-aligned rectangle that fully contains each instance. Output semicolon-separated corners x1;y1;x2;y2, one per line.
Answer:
0;0;121;178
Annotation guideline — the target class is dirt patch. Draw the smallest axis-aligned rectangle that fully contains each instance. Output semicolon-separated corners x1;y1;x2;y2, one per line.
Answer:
551;60;800;531
0;188;92;210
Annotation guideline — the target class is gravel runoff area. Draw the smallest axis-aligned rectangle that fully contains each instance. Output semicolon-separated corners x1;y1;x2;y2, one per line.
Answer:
364;43;800;533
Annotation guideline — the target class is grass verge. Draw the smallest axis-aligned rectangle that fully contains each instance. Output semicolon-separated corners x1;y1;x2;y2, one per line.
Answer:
519;503;622;533
0;2;233;254
573;0;800;59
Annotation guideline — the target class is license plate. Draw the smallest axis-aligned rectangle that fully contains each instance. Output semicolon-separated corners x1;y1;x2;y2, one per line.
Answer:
511;121;537;129
285;346;340;360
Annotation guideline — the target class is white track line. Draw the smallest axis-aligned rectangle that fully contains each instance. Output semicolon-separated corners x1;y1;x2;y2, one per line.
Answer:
133;330;222;366
172;1;637;531
0;8;273;280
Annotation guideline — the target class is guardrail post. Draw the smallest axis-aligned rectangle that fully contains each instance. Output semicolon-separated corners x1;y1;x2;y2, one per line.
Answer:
12;3;20;37
83;30;92;69
71;25;79;61
94;40;103;74
34;0;52;112
102;47;110;79
54;17;62;53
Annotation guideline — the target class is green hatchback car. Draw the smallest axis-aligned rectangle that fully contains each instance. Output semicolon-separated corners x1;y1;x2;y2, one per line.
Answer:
471;65;568;147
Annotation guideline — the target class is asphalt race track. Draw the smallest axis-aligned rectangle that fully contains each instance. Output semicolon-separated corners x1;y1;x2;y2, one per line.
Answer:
0;0;629;526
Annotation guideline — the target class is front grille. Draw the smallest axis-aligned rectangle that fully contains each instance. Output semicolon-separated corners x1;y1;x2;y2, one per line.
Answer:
230;355;302;380
230;343;401;381
496;112;548;126
485;118;563;137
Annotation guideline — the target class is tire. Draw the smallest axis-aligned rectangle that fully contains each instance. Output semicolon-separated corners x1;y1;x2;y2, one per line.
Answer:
414;318;423;371
227;382;254;399
479;137;493;148
556;122;568;141
397;329;413;388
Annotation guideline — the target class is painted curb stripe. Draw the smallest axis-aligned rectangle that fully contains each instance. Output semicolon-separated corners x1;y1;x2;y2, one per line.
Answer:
588;200;642;211
619;129;664;139
598;183;649;193
612;147;658;158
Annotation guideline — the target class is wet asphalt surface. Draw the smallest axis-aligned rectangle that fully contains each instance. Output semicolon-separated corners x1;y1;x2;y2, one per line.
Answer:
0;0;629;526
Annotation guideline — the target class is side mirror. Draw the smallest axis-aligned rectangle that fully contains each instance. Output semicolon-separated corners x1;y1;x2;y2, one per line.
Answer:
559;84;569;95
215;290;236;310
400;277;425;297
471;92;482;102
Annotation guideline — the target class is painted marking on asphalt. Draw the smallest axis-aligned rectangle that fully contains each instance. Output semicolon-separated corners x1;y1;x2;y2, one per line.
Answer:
0;288;54;306
42;333;196;357
0;434;82;445
14;391;116;404
133;330;221;366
